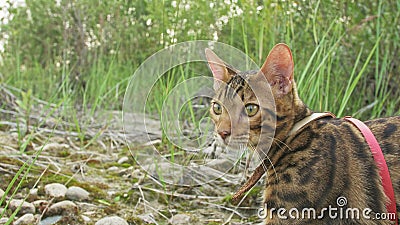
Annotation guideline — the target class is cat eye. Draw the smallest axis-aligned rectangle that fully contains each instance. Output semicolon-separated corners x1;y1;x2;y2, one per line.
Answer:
245;104;259;117
212;102;223;115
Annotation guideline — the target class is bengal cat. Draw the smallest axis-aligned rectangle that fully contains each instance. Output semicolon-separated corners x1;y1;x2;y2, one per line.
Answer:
206;43;399;224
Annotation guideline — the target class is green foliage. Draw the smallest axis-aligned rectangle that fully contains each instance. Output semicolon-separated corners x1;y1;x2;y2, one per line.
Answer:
0;140;45;223
0;1;399;223
0;0;399;119
15;89;32;135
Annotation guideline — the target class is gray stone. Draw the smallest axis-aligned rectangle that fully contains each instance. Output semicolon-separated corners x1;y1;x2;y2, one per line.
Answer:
0;188;4;200
46;200;78;216
95;216;129;225
29;188;38;197
132;169;144;178
35;143;69;152
66;186;90;201
44;183;67;199
76;202;98;211
39;215;63;225
137;213;156;224
207;158;234;171
9;199;35;215
0;217;9;225
14;213;35;225
32;200;49;213
118;166;134;177
169;214;191;224
81;215;91;223
106;166;119;172
27;188;38;202
117;156;129;164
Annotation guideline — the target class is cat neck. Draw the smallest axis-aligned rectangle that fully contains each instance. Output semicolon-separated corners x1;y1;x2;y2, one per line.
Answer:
274;82;313;141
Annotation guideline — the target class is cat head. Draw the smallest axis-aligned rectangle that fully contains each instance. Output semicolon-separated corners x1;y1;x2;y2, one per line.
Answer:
206;43;309;150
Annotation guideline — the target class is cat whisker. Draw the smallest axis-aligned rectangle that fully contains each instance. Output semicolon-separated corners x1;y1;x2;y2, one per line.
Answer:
249;143;279;185
272;137;293;152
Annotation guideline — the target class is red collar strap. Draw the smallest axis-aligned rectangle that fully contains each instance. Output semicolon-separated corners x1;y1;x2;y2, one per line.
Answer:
233;113;398;224
344;116;398;224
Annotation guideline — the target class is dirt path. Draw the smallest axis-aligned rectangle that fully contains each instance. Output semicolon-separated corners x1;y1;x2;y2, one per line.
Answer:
0;109;263;224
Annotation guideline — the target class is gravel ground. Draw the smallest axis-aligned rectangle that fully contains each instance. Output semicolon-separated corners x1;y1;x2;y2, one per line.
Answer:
0;111;263;225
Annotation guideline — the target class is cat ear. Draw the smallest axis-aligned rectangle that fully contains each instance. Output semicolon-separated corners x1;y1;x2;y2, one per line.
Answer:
205;48;237;90
259;43;294;98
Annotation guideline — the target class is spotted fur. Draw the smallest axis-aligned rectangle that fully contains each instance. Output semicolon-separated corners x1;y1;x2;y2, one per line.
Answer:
206;44;399;224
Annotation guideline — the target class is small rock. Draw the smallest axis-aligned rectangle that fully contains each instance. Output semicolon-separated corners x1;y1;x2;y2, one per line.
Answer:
35;143;69;152
0;132;19;149
117;156;129;164
66;186;90;201
169;214;191;224
207;158;233;171
45;183;67;199
147;162;175;178
27;188;38;202
107;166;119;172
48;136;66;143
0;188;4;199
107;190;116;197
119;167;134;177
138;213;156;224
32;200;49;213
46;200;78;216
95;216;128;225
10;132;19;139
14;192;24;199
0;217;9;224
39;215;63;225
131;169;145;180
81;215;91;223
29;188;38;197
9;199;35;215
14;213;35;225
76;202;98;212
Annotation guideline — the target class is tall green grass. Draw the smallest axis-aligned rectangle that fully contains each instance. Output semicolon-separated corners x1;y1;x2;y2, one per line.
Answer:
1;0;399;119
0;1;398;169
0;0;398;165
0;1;400;222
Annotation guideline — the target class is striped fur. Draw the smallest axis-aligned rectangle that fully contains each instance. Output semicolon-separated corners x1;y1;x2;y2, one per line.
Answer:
206;44;399;224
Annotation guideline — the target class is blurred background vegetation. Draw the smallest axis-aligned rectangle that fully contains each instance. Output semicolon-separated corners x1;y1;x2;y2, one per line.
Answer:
0;0;399;119
1;2;398;223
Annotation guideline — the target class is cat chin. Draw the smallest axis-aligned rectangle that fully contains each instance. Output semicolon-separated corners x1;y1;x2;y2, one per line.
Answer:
215;136;248;150
215;137;229;147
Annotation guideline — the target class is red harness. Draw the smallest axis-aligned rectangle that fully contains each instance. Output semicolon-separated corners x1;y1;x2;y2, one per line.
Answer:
233;113;398;223
344;116;398;224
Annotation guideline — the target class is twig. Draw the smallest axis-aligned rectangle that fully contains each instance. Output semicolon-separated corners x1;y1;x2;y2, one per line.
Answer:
134;186;223;201
66;137;80;151
199;201;245;218
135;197;165;223
2;84;58;108
0;145;19;152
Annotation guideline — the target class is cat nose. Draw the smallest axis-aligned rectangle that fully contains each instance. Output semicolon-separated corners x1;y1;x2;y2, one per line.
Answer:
218;130;231;140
